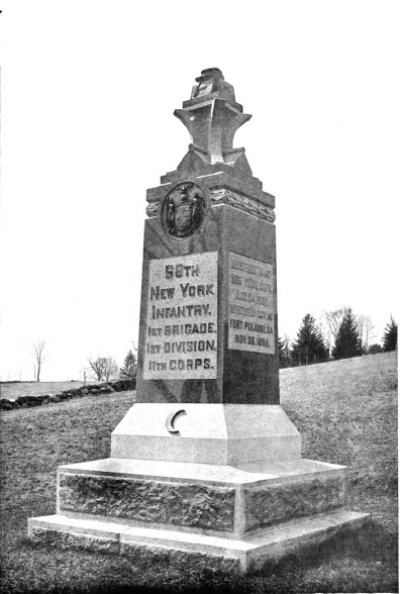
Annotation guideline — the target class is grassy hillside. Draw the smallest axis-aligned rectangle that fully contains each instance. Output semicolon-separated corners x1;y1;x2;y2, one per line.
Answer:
0;352;397;593
281;352;398;530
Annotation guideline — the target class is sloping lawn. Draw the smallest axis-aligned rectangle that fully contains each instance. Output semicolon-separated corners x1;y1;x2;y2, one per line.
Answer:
0;353;397;593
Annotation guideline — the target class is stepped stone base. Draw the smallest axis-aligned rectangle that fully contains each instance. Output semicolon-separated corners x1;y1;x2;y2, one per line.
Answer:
28;457;370;573
29;511;370;574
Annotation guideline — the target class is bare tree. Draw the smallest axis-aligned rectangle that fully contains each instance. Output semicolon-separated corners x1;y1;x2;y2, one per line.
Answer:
79;366;88;386
322;309;347;343
356;315;375;353
321;309;375;355
32;340;47;382
279;335;292;368
131;341;138;361
87;356;119;382
320;308;351;355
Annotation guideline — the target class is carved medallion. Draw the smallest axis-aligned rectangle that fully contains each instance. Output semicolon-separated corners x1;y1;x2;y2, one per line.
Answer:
162;182;206;238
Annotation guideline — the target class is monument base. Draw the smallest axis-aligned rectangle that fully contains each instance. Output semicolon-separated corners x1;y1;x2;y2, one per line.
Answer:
28;457;370;573
111;404;301;465
28;510;369;574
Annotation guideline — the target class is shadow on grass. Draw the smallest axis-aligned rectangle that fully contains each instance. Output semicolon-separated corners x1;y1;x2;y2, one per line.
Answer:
255;521;397;572
248;521;398;594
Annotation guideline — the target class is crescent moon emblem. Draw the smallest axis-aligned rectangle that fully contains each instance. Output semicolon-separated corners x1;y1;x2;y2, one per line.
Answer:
166;409;187;434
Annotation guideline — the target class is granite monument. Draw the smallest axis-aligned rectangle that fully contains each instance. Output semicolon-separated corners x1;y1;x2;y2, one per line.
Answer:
28;68;370;573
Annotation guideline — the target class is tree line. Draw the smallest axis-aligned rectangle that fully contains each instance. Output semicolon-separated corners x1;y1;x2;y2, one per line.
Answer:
85;348;138;383
24;343;138;383
279;311;397;368
23;312;398;381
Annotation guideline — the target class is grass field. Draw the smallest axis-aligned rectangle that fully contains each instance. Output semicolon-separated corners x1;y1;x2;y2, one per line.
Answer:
0;352;397;593
0;381;97;400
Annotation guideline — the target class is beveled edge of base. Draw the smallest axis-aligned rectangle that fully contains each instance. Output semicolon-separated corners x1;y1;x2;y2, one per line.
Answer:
57;457;347;486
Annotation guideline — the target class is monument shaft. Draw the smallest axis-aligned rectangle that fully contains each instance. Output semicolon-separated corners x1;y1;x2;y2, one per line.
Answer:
137;200;279;404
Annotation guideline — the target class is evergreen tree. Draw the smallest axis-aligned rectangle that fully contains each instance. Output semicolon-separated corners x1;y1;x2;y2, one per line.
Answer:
291;314;328;365
332;309;363;360
382;316;398;352
119;350;137;379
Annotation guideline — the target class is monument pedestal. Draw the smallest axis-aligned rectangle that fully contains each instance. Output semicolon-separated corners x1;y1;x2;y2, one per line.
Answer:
111;404;301;465
29;407;369;574
29;449;369;573
28;68;370;573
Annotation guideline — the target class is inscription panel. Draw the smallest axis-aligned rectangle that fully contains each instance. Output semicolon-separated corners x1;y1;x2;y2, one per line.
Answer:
228;252;275;354
143;252;218;380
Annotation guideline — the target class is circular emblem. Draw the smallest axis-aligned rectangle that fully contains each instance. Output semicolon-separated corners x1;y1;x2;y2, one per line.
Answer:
162;182;206;239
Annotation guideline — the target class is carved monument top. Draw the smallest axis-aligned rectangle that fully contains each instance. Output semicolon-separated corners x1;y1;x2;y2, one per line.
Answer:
174;68;252;167
185;68;240;110
147;69;275;210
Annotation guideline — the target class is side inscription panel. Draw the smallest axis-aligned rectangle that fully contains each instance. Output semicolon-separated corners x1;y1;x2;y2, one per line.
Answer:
143;252;218;380
228;252;275;354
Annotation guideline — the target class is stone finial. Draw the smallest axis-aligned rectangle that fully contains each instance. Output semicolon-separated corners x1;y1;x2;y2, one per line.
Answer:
189;68;236;106
174;69;252;166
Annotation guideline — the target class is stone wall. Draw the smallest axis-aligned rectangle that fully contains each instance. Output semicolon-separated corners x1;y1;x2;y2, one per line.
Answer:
0;379;136;411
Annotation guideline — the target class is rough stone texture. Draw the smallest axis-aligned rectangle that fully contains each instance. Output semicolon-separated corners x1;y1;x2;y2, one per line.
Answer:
59;473;235;532
120;542;240;574
244;476;345;532
30;527;119;553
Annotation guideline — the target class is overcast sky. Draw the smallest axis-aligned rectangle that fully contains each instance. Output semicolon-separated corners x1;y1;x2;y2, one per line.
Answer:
0;1;399;381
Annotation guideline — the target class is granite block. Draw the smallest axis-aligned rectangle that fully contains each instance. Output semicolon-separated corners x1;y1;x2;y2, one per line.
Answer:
29;527;120;553
111;404;301;465
243;475;346;533
55;457;347;539
57;457;345;486
247;511;371;572
28;510;371;574
28;514;124;553
120;541;241;573
58;472;236;532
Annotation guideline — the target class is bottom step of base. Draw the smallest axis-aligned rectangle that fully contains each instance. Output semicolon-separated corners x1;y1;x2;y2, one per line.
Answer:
28;510;370;573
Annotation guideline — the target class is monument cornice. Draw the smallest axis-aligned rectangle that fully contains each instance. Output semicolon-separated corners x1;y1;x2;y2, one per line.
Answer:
146;172;275;211
146;184;276;224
